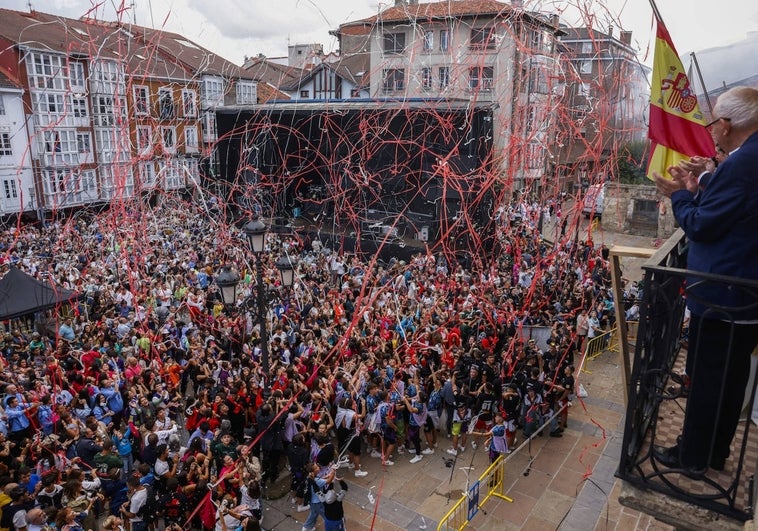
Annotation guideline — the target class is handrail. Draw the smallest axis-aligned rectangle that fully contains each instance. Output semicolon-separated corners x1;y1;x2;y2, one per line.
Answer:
617;229;758;522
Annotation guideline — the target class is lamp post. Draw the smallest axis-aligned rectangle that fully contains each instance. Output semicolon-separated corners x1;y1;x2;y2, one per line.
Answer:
243;219;271;396
243;219;298;397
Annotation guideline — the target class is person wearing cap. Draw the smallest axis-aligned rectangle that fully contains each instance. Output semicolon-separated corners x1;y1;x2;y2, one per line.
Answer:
446;401;472;457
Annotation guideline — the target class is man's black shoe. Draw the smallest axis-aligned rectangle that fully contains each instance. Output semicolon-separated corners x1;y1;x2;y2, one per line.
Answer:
654;445;709;476
653;444;681;468
549;430;563;437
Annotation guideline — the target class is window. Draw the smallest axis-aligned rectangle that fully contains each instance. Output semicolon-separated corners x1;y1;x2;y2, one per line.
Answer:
43;130;76;154
423;30;434;51
0;96;5;115
68;61;85;89
94;96;115;126
161;126;176;152
35;93;65;114
53;169;67;192
439;67;450;89
470;27;496;50
421;67;432;90
383;32;405;54
202;111;217;142
469;66;494;91
136;125;152;155
314;70;341;99
182;89;197;117
580;60;592;74
133;86;149;115
71;96;87;118
204;77;224;107
581;41;593;54
0;133;11;156
159;88;174;119
80;170;96;194
527;142;544;169
76;133;91;154
28;53;66;90
440;29;450;52
3;179;17;200
300;90;309;98
530;31;543;52
382;69;405;92
530;68;549;94
350;89;361;98
236;81;256;104
184;126;198;152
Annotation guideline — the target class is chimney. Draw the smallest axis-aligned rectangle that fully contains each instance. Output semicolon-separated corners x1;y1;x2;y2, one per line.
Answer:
550;14;559;28
620;31;632;45
512;0;523;7
608;25;613;38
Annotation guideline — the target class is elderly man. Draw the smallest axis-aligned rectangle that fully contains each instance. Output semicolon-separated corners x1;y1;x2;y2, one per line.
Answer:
653;86;758;473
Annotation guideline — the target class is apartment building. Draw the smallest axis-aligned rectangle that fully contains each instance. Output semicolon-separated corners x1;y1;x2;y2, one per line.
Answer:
334;0;564;188
0;71;33;216
556;26;650;191
0;8;256;216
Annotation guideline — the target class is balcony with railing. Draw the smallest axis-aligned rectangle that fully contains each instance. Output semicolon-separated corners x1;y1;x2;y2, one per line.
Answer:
616;229;758;529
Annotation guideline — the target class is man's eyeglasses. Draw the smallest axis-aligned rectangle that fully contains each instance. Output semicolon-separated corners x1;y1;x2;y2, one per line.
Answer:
705;117;731;129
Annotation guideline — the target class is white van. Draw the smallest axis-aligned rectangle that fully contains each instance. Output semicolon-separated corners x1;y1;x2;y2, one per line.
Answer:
582;184;605;218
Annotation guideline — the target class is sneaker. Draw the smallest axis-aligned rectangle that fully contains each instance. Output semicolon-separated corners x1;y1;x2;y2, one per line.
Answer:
302;527;315;531
410;454;423;464
348;463;355;469
422;448;435;455
370;450;382;458
471;441;478;450
459;445;465;453
384;460;394;466
289;497;297;505
296;504;310;513
354;469;368;477
446;448;458;456
397;446;405;455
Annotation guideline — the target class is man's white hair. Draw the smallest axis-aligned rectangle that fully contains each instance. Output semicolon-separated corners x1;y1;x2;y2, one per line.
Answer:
714;86;758;130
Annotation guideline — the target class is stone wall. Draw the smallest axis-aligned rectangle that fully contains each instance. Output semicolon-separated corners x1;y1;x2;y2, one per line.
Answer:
601;183;677;239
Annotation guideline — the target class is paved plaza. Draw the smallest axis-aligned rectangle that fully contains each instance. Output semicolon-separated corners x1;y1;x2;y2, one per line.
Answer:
255;223;672;530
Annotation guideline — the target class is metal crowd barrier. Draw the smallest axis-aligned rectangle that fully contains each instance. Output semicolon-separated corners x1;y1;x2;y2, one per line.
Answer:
581;327;617;374
436;454;512;531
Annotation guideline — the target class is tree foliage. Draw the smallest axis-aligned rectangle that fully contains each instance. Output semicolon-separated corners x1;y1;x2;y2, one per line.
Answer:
615;141;651;185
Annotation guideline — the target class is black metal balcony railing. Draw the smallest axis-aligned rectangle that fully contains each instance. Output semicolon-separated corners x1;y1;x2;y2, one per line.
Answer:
617;229;758;522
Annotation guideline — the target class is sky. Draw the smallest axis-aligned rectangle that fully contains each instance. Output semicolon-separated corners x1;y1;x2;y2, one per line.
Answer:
1;0;756;67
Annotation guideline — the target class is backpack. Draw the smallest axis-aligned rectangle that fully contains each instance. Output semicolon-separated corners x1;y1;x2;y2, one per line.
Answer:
137;484;162;523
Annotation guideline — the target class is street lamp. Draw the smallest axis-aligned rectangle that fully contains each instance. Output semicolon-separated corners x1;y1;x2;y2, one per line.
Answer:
242;219;299;397
277;256;296;288
243;219;266;254
215;265;240;308
244;219;272;396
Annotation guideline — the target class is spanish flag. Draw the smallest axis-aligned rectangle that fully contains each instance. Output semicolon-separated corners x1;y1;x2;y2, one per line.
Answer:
647;9;715;180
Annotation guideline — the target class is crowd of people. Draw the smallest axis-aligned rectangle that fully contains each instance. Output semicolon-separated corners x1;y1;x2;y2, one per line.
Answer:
0;197;622;531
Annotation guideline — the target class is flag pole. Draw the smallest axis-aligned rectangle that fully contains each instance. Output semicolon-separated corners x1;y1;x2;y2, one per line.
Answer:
648;0;664;22
690;51;714;115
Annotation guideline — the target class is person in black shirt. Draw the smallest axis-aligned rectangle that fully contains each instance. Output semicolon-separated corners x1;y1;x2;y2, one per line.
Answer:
322;479;348;530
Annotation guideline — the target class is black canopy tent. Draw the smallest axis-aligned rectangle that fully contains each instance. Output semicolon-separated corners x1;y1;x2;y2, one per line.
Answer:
0;267;83;321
